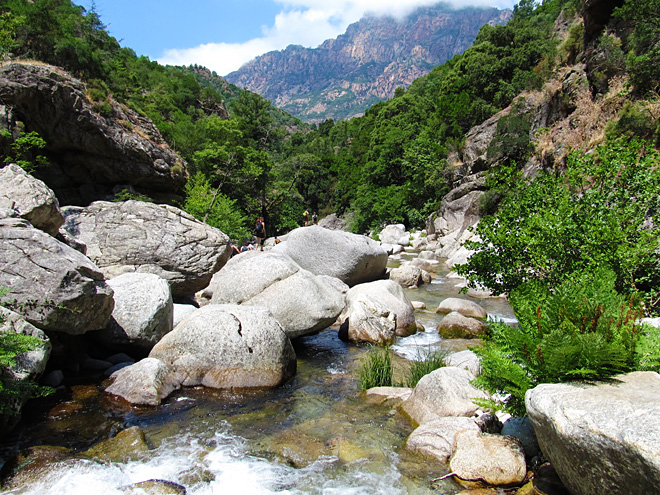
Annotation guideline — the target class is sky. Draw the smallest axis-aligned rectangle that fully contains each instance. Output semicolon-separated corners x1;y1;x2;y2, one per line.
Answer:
77;0;517;77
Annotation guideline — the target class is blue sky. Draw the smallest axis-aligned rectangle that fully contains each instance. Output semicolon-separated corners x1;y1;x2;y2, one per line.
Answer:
77;0;516;76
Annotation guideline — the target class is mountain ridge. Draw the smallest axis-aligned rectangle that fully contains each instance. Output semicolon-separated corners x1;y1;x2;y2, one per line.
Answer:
226;3;512;123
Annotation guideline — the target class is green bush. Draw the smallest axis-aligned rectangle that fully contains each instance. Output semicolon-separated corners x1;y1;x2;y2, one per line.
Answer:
457;139;660;311
0;331;51;415
472;269;647;416
358;346;393;390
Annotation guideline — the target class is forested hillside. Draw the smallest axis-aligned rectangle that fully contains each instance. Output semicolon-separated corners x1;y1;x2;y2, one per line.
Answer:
1;0;659;316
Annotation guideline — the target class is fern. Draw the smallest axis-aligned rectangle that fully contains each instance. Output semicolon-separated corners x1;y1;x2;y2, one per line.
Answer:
474;269;645;415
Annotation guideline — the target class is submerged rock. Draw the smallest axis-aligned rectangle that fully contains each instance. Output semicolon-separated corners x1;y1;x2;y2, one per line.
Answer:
83;426;150;463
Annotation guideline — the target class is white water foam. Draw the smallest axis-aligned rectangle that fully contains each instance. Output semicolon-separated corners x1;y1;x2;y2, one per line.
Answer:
391;330;443;361
1;424;408;495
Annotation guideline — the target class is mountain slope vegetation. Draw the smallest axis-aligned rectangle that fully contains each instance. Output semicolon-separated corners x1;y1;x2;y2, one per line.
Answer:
1;0;659;315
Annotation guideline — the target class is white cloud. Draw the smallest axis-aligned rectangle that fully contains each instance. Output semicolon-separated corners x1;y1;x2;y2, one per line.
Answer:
158;0;514;76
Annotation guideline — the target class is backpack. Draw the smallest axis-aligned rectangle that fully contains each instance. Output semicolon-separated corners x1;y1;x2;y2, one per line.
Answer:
254;222;264;236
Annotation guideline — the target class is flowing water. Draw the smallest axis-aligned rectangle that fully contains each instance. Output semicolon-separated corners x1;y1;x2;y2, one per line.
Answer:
0;252;515;495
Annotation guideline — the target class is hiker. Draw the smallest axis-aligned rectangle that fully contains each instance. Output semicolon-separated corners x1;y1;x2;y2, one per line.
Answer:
312;212;318;225
229;242;240;257
303;208;309;226
254;216;266;251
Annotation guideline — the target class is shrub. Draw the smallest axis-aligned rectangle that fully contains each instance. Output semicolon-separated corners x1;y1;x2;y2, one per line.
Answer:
358;346;393;390
472;269;646;416
457;139;660;311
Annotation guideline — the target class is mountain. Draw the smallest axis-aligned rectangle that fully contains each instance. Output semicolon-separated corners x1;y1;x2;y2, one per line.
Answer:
226;3;512;123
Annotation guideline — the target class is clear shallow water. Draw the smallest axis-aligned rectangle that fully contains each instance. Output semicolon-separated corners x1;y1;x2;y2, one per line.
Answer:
0;257;515;495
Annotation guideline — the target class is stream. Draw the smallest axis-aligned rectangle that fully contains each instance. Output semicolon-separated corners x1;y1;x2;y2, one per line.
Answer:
0;251;515;495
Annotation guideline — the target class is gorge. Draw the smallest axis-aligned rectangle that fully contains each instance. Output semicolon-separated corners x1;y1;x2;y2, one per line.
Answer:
1;0;659;494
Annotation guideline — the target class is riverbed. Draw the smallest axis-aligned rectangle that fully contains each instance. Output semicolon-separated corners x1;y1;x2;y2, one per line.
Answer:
0;253;515;495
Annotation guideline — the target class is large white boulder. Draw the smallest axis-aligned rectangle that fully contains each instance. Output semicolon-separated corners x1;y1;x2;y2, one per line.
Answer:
379;224;410;246
273;225;387;287
107;305;297;406
0;217;114;334
61;201;231;298
339;279;417;342
401;367;490;426
525;372;660;495
150;304;296;389
206;251;345;338
97;273;173;352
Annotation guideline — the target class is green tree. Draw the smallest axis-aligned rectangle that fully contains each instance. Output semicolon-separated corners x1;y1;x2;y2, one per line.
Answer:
456;140;660;310
183;172;250;242
615;0;660;94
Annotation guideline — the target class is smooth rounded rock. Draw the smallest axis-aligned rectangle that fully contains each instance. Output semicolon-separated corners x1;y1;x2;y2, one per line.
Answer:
405;417;481;463
436;297;487;319
401;367;491;426
273;225;387;287
449;430;527;486
437;311;488;339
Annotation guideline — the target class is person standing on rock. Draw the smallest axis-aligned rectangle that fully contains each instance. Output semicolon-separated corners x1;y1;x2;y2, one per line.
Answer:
312;212;318;225
254;216;265;251
303;208;309;227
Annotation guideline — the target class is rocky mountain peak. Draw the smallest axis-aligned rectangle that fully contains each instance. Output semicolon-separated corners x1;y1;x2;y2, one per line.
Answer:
226;3;512;123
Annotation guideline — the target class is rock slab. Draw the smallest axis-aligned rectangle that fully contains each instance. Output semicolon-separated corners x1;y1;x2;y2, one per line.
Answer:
61;200;231;298
525;372;660;495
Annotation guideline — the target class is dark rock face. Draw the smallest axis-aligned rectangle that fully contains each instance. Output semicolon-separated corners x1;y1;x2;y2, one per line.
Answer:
0;63;186;205
226;5;511;123
582;0;625;41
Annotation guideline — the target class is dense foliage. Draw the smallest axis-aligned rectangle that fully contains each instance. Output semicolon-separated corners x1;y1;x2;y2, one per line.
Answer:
0;288;52;415
456;139;660;310
473;269;656;416
0;0;581;237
